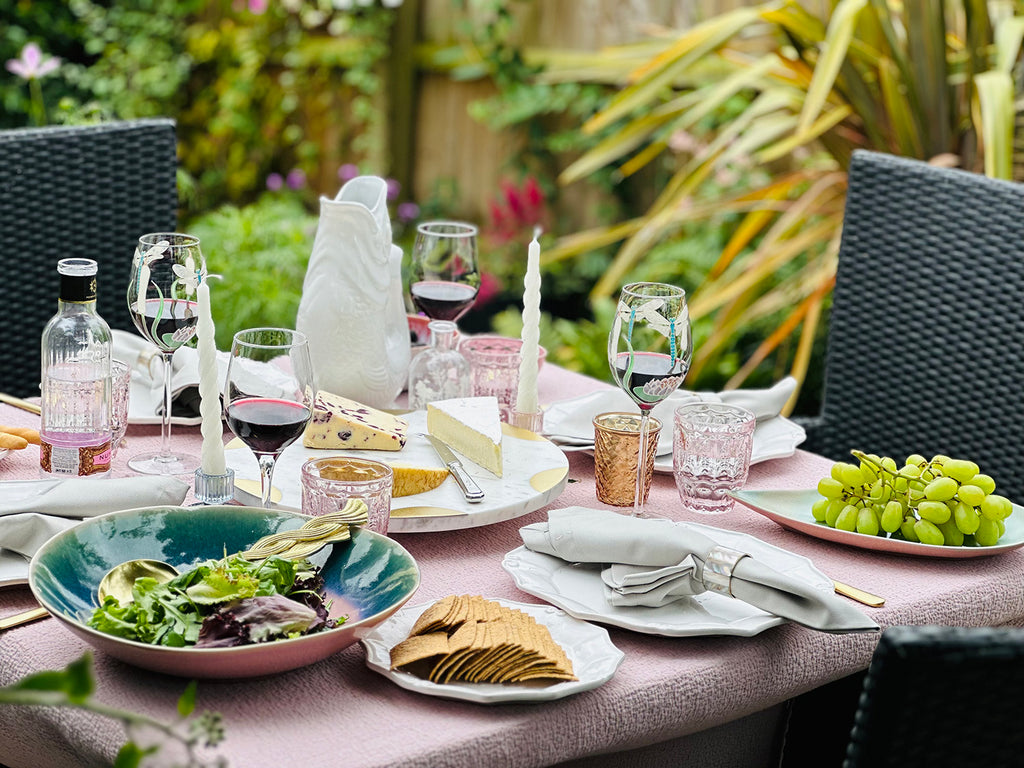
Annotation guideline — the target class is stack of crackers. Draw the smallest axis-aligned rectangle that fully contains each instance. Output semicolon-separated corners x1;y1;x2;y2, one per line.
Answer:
390;595;577;686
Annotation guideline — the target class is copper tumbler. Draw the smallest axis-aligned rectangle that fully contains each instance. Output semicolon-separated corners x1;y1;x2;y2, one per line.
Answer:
592;412;662;507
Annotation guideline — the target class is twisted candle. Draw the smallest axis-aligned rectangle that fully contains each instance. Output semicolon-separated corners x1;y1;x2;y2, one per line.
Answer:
515;228;542;414
196;278;226;475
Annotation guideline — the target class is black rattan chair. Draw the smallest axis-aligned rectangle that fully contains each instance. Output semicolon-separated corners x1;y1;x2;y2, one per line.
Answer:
0;119;177;397
802;150;1024;501
844;625;1024;768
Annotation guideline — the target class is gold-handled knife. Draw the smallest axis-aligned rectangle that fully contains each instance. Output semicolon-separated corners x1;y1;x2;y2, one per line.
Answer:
832;580;885;607
0;606;50;631
0;393;41;415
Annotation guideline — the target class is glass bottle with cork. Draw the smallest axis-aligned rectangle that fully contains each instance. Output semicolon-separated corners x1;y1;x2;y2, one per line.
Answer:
40;258;113;477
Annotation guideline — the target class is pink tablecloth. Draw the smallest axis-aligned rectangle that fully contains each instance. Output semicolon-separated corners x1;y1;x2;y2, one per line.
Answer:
2;365;1023;768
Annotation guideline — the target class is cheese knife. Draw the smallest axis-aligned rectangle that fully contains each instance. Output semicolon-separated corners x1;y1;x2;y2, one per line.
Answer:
423;434;485;503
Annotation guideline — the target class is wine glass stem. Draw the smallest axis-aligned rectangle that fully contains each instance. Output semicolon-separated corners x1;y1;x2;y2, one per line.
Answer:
633;409;651;517
257;453;278;508
159;350;175;459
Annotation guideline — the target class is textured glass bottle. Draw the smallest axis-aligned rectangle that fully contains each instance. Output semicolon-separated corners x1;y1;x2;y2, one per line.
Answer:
40;258;113;477
407;320;471;410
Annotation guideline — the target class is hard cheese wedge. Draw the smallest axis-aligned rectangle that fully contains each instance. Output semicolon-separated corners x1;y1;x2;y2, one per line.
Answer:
303;390;408;450
426;396;503;477
316;457;449;498
389;463;450;497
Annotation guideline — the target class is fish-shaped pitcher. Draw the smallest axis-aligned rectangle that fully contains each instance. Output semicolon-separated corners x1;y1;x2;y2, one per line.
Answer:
296;176;411;408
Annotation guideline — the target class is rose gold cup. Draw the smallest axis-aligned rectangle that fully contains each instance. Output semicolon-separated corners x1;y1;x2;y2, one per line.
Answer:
300;457;393;535
592;412;662;507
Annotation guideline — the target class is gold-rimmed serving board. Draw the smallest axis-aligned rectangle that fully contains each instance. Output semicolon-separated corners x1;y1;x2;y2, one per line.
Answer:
225;412;569;533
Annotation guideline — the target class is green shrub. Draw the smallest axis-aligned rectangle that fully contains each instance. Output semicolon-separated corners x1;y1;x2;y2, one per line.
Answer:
186;192;317;349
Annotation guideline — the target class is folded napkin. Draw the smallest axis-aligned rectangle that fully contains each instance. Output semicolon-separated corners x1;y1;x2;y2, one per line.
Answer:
0;476;189;559
113;329;228;420
544;377;797;455
520;507;878;634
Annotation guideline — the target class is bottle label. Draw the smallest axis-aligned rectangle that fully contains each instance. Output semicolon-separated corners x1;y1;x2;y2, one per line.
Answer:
40;439;111;476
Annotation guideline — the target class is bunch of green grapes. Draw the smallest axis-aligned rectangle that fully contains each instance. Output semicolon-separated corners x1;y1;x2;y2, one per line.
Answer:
813;451;1014;546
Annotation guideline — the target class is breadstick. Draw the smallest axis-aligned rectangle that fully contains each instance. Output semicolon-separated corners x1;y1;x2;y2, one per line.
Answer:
0;432;29;450
0;425;40;444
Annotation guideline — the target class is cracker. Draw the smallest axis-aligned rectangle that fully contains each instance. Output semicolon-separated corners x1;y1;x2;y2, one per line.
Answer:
395;595;577;687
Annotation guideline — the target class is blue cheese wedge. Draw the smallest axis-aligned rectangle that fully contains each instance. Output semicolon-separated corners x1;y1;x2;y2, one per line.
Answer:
426;396;503;477
303;391;407;450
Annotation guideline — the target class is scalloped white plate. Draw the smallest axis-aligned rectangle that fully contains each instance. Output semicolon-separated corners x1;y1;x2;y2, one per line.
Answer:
502;522;832;637
361;598;624;703
542;391;805;472
0;549;29;588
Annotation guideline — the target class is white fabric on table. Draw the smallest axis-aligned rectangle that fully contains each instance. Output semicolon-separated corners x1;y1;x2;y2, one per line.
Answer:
520;506;878;633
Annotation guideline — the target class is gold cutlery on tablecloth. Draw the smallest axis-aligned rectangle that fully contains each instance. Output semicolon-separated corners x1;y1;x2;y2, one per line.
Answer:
832;580;885;607
0;393;41;415
0;606;49;631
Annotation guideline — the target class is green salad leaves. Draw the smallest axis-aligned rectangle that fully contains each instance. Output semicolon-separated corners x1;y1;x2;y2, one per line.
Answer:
88;554;343;648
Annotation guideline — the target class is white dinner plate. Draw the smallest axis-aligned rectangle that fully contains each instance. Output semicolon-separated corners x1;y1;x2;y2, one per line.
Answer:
502;522;832;637
361;598;624;703
225;411;569;533
732;489;1024;559
0;549;29;588
542;390;805;471
127;378;202;426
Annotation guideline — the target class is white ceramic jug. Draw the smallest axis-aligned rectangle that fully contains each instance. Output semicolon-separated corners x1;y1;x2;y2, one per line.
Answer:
296;176;410;409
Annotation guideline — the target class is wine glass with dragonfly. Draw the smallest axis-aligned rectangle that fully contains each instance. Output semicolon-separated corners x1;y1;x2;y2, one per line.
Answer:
126;232;204;475
409;221;480;329
608;282;692;517
224;328;314;508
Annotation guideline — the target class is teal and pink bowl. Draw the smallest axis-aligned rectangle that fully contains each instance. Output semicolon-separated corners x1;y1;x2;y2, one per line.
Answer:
28;505;420;678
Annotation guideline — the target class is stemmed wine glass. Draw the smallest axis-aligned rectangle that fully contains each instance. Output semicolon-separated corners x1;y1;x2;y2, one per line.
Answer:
126;232;204;475
223;328;314;508
608;282;692;517
409;221;480;328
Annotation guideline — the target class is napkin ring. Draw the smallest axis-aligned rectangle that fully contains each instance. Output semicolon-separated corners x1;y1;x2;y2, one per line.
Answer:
703;546;749;597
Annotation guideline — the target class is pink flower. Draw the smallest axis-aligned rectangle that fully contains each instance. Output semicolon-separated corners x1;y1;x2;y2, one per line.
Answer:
337;163;359;182
487;176;548;245
475;273;502;306
248;0;268;12
397;202;419;222
386;178;401;201
286;169;306;190
6;43;60;81
523;176;544;209
266;173;284;191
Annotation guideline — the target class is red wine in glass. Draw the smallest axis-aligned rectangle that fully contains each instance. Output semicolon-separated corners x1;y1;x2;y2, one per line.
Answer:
613;351;687;408
410;280;478;322
225;397;311;455
129;298;198;351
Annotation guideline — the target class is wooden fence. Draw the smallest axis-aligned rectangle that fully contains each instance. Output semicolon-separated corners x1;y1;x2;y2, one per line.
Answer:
399;0;829;229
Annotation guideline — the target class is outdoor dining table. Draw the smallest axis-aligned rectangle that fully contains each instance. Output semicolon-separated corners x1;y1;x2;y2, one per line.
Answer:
2;362;1024;768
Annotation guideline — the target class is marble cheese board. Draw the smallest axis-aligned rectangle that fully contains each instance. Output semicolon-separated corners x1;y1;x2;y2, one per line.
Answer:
225;410;569;533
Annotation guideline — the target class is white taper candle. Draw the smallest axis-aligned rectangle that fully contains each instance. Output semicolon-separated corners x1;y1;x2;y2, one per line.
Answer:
197;278;226;475
515;229;542;414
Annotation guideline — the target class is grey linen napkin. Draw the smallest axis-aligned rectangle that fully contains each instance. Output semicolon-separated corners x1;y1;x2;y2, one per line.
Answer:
520;507;879;634
0;476;189;558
